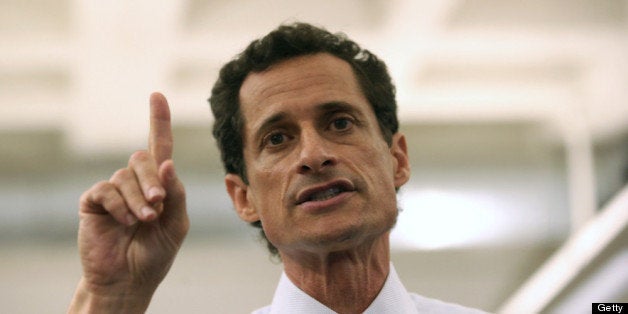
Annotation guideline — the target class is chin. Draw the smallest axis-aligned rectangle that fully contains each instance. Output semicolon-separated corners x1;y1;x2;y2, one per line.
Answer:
306;219;394;253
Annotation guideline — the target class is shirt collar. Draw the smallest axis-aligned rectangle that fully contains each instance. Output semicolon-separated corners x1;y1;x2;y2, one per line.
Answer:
268;263;418;314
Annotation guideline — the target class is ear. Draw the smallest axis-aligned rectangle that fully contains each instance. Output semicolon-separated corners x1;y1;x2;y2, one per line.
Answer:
390;133;410;188
225;174;260;223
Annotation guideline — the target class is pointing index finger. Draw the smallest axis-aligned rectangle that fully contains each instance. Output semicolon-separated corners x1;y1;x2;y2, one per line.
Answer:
149;92;173;165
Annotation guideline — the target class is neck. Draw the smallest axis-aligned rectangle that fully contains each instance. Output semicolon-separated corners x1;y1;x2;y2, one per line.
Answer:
280;233;391;314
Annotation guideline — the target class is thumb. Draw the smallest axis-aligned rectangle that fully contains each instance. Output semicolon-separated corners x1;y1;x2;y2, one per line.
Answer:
158;160;189;238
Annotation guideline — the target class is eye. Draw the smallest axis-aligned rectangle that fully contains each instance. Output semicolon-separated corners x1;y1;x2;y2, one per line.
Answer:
330;117;353;131
264;132;287;147
269;133;284;145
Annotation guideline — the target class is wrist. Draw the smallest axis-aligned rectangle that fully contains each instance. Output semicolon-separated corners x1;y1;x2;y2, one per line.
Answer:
68;277;156;314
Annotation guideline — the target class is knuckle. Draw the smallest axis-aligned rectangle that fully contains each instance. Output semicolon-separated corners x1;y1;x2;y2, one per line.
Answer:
80;181;110;208
78;191;91;210
92;180;111;191
110;168;132;184
129;150;150;166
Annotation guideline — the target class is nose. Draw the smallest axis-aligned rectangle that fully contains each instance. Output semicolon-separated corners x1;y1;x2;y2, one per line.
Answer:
297;129;336;174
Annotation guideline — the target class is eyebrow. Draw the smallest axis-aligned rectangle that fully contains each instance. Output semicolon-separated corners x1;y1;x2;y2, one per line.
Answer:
318;101;365;122
255;112;288;135
318;101;356;114
252;112;287;143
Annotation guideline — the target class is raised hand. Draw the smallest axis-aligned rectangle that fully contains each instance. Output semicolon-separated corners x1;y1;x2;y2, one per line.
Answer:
69;93;189;313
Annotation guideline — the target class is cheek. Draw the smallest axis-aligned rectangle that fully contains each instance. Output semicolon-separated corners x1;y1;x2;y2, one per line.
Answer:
358;146;396;187
247;162;290;210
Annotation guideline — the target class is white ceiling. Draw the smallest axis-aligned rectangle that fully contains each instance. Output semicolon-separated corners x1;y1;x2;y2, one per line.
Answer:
0;0;626;154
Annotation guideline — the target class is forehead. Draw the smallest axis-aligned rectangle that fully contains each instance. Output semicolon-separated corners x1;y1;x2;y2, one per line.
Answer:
238;53;368;126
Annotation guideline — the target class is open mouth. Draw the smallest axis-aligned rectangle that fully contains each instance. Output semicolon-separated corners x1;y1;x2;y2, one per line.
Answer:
307;187;343;202
296;180;355;205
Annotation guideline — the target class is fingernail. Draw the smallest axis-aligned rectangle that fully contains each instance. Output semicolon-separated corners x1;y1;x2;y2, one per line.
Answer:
126;213;138;225
148;186;164;200
141;206;156;220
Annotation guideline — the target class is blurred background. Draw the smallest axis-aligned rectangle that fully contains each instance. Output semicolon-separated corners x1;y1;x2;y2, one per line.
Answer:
1;0;627;313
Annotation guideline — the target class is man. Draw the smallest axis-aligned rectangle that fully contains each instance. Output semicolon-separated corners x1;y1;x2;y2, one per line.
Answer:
69;23;485;313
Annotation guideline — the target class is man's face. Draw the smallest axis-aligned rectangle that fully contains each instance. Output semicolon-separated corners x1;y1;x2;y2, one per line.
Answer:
225;53;410;255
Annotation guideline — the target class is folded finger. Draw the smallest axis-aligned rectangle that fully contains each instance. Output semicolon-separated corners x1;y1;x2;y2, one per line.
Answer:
109;168;158;221
80;181;138;226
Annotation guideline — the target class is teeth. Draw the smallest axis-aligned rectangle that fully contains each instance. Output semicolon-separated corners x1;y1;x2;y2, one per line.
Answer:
308;187;342;202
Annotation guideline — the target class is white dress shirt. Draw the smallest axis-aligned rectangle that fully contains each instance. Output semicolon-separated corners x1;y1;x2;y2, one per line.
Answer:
252;264;487;314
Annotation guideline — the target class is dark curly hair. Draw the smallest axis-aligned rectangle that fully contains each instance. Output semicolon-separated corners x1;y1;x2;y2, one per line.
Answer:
209;22;398;257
